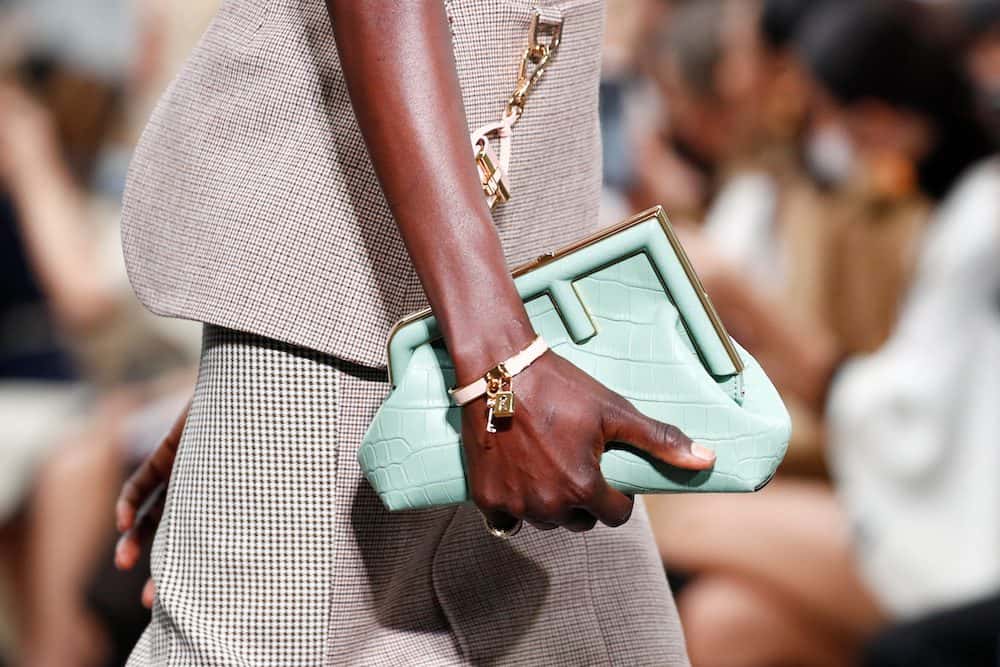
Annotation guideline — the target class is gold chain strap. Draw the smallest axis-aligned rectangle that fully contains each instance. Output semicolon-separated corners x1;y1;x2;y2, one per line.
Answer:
472;11;563;209
504;13;563;124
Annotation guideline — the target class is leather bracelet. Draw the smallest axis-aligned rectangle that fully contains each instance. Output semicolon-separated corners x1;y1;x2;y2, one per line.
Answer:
449;336;548;406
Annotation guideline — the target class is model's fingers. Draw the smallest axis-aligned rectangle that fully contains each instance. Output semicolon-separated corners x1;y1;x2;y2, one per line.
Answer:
116;462;168;532
605;402;715;470
563;508;598;533
116;457;171;532
115;531;139;571
114;494;164;570
116;402;189;532
116;466;155;532
141;578;156;609
527;520;559;531
587;482;634;528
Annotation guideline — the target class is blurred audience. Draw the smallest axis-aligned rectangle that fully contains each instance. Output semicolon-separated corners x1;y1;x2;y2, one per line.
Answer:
647;0;931;473
812;2;1000;664
641;1;1000;665
0;1;212;664
1;0;998;665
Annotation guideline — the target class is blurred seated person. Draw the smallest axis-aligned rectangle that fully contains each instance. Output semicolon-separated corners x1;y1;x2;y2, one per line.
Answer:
702;0;928;361
0;60;129;663
650;3;1000;665
13;1;223;662
0;60;119;536
630;0;754;224
0;47;200;665
599;0;667;224
638;0;928;475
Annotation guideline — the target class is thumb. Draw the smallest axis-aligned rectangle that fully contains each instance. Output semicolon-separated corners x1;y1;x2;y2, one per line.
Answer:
604;401;715;470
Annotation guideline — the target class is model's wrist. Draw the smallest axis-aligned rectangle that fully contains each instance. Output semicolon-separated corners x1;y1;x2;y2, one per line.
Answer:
446;311;536;385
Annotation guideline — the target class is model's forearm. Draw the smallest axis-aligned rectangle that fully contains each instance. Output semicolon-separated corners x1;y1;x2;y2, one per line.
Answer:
326;1;534;383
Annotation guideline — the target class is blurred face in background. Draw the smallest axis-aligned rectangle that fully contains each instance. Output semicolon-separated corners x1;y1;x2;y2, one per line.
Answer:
756;37;812;145
0;0;222;193
656;53;730;166
653;0;767;166
807;83;932;200
795;1;997;202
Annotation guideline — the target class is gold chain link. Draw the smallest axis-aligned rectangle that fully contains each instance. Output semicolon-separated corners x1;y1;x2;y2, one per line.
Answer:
472;12;562;209
504;13;562;122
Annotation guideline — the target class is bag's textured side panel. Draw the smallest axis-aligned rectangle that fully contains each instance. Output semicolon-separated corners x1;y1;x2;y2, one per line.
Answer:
360;253;790;511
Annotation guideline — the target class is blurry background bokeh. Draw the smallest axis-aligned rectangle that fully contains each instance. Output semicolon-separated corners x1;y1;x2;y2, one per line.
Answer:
1;1;998;665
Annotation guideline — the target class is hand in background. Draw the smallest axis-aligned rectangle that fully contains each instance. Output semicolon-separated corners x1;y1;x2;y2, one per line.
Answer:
114;399;190;609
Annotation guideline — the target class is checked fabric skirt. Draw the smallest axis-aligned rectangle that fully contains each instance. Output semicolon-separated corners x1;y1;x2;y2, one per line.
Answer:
127;325;689;666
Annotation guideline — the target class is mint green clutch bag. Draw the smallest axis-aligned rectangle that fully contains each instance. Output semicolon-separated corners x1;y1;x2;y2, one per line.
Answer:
360;207;791;511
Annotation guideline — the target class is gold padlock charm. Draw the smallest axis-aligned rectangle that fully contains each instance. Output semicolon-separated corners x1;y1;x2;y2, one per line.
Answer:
491;390;516;418
484;364;516;432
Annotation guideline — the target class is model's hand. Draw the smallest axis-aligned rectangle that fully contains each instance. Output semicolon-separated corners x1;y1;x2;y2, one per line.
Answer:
114;399;190;608
462;351;715;532
327;2;710;531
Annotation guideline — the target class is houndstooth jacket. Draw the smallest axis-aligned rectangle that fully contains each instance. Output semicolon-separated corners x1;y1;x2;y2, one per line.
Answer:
121;0;606;369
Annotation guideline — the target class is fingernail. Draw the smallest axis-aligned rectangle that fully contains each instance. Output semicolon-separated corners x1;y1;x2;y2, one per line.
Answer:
114;537;126;568
692;443;716;462
115;536;133;568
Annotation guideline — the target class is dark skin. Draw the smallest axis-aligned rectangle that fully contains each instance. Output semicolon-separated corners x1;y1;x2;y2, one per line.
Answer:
115;2;716;604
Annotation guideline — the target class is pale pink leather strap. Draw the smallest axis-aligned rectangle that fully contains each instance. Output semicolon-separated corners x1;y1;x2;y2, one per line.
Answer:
470;116;514;208
470;117;513;178
449;336;548;406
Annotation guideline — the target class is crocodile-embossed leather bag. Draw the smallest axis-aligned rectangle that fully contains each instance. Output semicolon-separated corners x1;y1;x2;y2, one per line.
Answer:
360;207;791;511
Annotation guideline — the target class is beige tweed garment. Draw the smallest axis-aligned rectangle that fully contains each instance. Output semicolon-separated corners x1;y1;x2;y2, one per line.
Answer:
127;326;688;665
122;0;690;664
122;0;607;369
